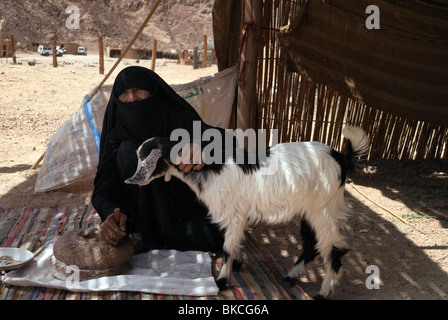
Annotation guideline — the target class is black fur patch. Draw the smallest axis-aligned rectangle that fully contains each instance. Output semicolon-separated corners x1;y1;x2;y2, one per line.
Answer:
295;219;319;265
330;149;348;186
138;139;158;160
188;147;272;191
188;164;224;192
151;158;170;178
138;137;176;160
232;260;243;272
215;278;228;290
233;147;270;175
282;276;296;287
223;250;230;263
331;246;349;273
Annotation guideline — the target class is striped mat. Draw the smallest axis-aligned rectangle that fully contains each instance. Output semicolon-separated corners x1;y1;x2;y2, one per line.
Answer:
0;205;309;300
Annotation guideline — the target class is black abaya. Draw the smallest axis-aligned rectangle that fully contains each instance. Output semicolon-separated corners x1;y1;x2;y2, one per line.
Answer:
91;66;224;253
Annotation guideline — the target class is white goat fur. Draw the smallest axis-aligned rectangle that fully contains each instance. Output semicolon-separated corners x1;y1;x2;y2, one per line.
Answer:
126;126;369;298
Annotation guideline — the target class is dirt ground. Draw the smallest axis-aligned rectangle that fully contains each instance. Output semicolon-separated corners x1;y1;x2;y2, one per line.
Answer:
0;51;447;300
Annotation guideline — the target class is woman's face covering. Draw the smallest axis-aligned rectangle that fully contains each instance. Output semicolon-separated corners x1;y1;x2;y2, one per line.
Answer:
103;66;201;144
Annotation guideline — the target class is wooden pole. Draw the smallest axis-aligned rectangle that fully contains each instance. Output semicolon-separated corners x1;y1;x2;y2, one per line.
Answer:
5;35;9;61
98;36;104;75
193;46;198;69
203;34;207;68
52;40;57;68
30;153;45;170
11;34;16;64
211;48;216;65
0;19;5;63
236;0;262;131
151;39;157;71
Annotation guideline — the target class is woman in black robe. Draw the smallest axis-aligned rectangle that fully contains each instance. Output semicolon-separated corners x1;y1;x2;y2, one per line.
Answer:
91;66;224;253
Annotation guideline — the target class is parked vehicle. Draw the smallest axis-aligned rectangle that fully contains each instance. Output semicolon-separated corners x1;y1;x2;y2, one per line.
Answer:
56;46;67;54
77;46;87;55
37;45;52;56
37;45;64;57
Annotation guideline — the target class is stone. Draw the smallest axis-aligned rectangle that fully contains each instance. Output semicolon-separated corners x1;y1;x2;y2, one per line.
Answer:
51;227;135;281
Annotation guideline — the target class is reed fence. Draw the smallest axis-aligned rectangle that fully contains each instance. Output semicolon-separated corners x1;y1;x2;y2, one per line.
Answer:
255;0;447;160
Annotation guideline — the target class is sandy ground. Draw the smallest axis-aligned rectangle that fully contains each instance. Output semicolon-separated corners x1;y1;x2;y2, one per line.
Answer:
0;51;447;300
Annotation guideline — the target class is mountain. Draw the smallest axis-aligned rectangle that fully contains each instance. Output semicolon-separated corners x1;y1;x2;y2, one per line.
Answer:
0;0;215;52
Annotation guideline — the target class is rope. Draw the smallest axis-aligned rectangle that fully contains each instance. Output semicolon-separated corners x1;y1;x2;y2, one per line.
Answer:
348;182;426;235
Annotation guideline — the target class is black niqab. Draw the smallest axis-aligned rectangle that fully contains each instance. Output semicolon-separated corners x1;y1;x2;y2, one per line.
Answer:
101;66;206;147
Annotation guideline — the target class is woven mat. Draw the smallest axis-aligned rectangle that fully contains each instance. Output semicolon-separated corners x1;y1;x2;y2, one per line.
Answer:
0;205;309;300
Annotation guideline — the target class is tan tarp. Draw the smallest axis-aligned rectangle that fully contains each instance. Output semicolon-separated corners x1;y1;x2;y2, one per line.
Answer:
279;0;448;126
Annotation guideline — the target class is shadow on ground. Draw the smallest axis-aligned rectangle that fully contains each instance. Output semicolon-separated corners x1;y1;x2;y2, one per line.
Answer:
249;159;448;300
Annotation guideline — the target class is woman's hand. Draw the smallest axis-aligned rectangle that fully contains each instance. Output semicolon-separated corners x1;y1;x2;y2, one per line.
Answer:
176;143;205;173
100;210;127;246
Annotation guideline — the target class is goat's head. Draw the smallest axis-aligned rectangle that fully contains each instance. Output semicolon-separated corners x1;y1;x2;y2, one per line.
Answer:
125;137;172;186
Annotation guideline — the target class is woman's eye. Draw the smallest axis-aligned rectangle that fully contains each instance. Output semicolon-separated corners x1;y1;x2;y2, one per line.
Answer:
136;90;150;99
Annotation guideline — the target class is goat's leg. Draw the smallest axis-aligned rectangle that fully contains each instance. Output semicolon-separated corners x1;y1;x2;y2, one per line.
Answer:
215;251;234;290
231;250;243;271
313;219;348;299
215;218;246;290
283;219;318;286
314;246;349;299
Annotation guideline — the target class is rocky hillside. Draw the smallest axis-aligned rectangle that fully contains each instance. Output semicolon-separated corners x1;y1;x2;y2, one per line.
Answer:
0;0;215;52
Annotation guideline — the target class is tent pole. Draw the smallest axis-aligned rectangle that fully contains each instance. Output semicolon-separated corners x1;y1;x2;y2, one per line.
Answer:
236;0;261;132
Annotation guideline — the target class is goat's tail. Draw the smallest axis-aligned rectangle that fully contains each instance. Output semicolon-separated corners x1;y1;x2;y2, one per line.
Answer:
342;126;369;172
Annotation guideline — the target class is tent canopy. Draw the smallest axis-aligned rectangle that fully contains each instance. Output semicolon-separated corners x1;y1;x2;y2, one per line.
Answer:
279;0;448;126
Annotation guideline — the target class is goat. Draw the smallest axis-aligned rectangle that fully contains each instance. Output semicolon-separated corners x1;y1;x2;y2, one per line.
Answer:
125;126;369;299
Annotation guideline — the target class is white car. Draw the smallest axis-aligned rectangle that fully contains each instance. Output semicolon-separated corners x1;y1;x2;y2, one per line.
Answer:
56;46;67;54
77;46;87;55
37;45;52;56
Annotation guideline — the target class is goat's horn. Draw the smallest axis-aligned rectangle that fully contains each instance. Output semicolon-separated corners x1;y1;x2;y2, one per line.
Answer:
125;148;162;185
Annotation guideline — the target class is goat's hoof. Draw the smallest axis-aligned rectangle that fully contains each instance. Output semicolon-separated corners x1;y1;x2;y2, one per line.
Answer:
312;293;327;300
281;276;296;287
215;278;228;290
232;260;243;272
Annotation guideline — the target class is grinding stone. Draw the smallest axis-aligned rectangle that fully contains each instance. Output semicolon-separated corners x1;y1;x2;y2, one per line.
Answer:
51;255;130;281
51;227;134;281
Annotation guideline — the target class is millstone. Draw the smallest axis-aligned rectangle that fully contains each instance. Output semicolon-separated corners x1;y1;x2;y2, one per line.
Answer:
51;227;134;281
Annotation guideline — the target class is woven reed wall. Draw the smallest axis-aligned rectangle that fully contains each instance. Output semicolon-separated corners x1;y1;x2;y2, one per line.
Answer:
255;0;447;160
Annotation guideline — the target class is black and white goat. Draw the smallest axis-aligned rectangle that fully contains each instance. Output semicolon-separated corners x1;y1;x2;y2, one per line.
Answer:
125;126;369;299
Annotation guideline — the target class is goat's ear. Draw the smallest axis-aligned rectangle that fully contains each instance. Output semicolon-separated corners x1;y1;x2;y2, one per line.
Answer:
125;148;163;185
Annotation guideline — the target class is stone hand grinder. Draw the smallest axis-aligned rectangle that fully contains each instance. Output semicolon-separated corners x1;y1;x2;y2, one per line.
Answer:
51;208;135;281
